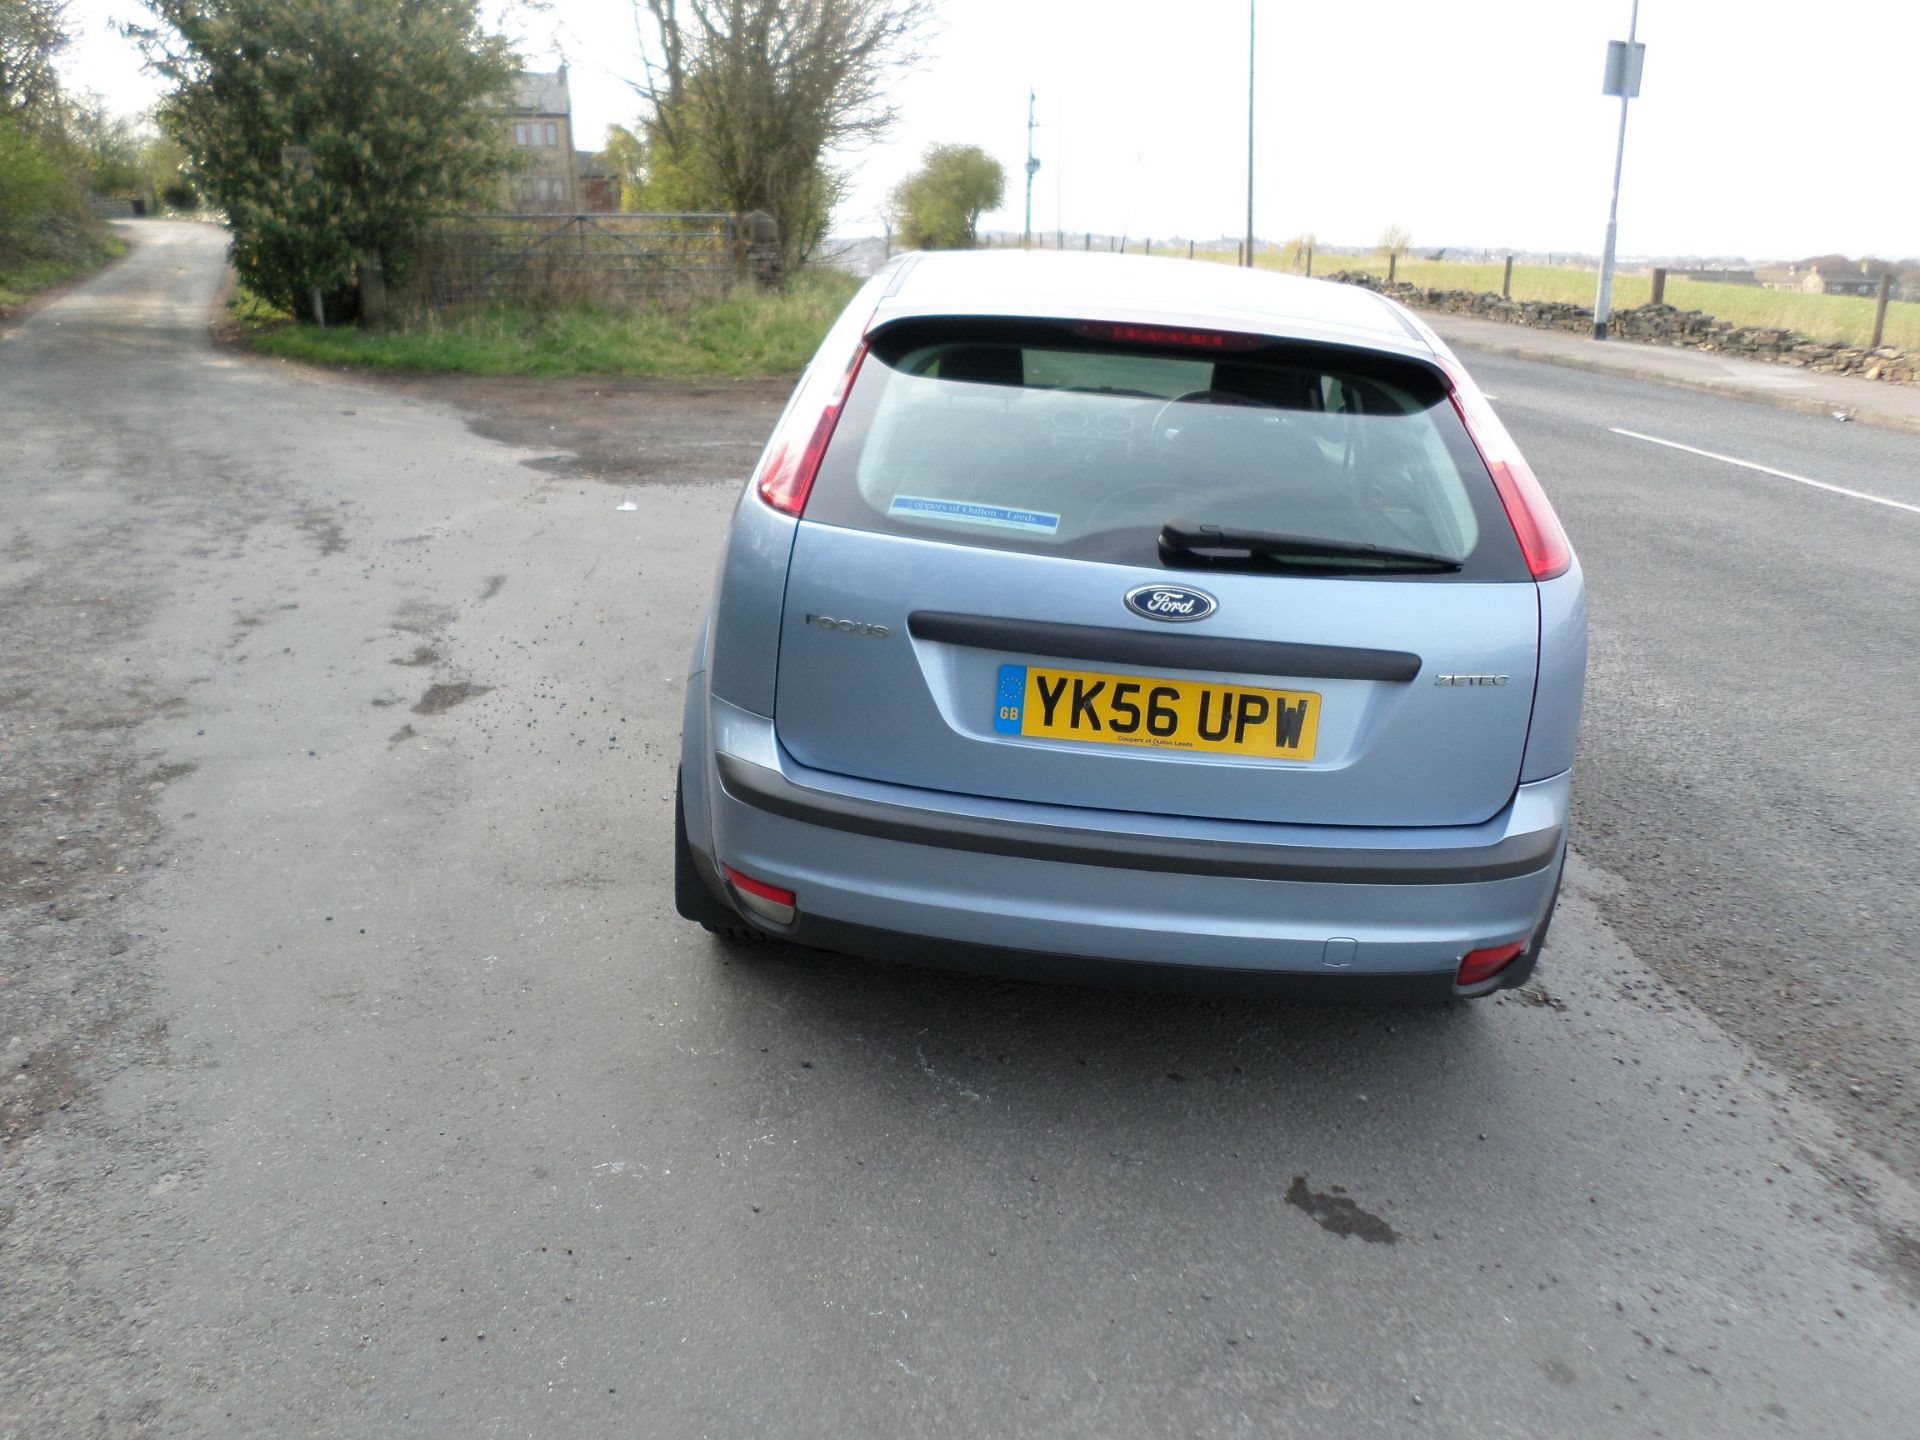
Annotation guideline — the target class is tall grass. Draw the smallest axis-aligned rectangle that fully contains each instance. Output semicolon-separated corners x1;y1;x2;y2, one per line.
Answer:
238;267;863;378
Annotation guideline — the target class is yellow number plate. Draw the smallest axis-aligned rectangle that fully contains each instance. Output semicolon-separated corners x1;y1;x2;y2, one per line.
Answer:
993;664;1320;760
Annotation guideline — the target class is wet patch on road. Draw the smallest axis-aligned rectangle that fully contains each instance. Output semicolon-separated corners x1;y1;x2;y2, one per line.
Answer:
391;644;439;668
1284;1176;1399;1244
1864;1224;1920;1304
412;681;491;715
389;598;456;636
296;508;348;557
364;373;792;484
478;574;506;601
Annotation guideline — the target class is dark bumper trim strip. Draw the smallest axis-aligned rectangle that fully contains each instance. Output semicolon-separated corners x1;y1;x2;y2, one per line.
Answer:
717;753;1560;886
906;611;1422;682
778;913;1493;1001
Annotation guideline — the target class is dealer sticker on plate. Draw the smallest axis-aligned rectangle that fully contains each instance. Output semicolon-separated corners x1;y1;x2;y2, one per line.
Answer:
993;663;1320;760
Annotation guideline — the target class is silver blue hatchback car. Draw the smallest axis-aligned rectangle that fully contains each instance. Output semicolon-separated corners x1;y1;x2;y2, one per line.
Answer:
676;251;1586;998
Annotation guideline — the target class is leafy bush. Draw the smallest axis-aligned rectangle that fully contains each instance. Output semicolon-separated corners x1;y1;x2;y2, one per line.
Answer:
0;110;93;262
888;144;1005;250
137;0;520;322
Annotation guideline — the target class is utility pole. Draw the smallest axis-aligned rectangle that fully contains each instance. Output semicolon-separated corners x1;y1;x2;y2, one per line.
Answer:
1593;1;1645;339
1244;1;1256;267
1023;90;1041;249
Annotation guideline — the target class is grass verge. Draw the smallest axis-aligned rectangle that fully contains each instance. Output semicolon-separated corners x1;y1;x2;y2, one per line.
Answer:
1175;248;1918;350
0;234;126;321
233;267;863;379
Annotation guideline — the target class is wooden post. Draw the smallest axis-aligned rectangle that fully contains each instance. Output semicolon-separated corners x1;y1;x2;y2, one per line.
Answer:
1144;238;1152;256
1387;251;1397;284
731;213;749;282
1871;272;1893;348
1502;254;1514;299
1305;245;1313;277
1188;239;1195;260
1650;266;1668;306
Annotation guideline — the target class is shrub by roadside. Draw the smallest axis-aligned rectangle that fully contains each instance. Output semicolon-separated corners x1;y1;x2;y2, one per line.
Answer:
228;268;862;379
0;114;125;319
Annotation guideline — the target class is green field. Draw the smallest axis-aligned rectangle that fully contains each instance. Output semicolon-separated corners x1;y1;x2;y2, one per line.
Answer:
1170;247;1918;351
234;266;862;378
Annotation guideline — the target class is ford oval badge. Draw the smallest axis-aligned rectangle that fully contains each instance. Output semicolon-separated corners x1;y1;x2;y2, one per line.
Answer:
1125;584;1217;623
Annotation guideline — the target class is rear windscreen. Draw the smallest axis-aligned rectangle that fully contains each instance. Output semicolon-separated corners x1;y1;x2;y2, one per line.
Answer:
805;319;1527;580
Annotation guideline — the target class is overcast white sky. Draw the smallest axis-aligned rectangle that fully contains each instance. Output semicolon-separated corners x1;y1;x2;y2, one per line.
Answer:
59;0;1917;260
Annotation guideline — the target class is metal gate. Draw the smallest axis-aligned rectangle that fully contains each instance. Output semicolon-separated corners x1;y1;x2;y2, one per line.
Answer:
418;212;781;304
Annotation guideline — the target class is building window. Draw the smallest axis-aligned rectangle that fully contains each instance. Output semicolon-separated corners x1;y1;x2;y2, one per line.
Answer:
545;121;559;147
515;175;569;210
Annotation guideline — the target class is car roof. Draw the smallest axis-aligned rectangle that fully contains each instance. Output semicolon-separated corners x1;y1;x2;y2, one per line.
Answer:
868;250;1436;361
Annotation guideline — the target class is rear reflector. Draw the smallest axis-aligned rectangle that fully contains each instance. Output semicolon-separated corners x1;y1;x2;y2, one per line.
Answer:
722;864;796;926
756;343;868;517
1445;366;1573;581
1073;321;1264;351
1457;941;1527;988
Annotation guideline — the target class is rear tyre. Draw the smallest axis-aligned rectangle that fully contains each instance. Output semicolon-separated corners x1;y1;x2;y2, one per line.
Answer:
674;770;759;944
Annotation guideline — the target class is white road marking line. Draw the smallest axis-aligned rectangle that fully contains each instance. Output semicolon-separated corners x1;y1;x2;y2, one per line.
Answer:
1609;427;1920;515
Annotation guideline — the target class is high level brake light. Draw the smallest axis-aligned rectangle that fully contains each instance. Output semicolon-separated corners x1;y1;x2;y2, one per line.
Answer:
756;342;868;517
1074;321;1264;351
1445;364;1574;581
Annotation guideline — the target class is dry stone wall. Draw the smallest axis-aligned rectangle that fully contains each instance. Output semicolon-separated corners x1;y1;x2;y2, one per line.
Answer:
1327;271;1917;385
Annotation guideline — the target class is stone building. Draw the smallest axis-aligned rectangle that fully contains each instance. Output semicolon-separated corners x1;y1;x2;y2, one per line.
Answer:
500;68;580;212
576;151;620;213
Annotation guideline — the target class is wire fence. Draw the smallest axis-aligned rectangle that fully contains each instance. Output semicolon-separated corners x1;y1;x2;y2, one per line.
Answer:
418;212;781;306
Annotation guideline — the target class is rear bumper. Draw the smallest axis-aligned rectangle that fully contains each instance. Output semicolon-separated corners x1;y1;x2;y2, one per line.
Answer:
692;697;1566;992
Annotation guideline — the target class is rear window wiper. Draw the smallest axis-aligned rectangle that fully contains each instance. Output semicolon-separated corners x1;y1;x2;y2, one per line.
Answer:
1158;517;1463;573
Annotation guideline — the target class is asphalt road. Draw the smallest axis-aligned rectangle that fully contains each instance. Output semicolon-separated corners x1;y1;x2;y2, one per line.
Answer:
3;223;1917;1439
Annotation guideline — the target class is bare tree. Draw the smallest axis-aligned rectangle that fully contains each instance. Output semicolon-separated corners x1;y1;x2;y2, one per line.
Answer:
1377;222;1411;259
632;0;932;266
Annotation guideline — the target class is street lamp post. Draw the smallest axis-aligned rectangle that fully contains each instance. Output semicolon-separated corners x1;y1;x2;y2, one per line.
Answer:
1244;0;1256;267
1593;1;1645;340
1023;90;1041;249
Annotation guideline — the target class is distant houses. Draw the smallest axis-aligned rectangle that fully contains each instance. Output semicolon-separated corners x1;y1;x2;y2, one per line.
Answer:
496;67;618;213
1756;259;1893;297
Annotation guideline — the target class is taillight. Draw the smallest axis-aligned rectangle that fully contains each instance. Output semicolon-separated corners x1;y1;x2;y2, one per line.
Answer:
1445;366;1573;581
722;865;796;926
756;343;868;516
1457;941;1526;988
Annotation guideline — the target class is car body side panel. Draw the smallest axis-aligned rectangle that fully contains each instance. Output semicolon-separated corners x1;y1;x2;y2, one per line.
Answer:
1523;562;1588;781
705;491;800;716
704;265;898;715
681;620;716;857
